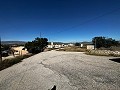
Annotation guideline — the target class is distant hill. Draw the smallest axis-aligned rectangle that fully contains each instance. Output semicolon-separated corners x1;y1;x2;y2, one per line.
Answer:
1;41;26;45
80;41;93;44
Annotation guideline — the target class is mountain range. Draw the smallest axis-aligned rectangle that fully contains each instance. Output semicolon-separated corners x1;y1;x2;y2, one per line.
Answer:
1;41;26;45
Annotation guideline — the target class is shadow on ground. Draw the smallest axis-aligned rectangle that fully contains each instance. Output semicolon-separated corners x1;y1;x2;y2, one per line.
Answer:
48;85;56;90
109;58;120;63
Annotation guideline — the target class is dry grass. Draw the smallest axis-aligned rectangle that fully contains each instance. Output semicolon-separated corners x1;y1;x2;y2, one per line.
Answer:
110;46;120;51
0;54;32;71
57;46;87;52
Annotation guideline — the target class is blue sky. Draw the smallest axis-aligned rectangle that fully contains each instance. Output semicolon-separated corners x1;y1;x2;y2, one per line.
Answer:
0;0;120;42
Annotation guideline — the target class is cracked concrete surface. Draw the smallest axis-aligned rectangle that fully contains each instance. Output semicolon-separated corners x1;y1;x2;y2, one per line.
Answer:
0;51;120;90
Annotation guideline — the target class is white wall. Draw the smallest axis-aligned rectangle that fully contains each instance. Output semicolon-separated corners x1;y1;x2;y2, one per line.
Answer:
87;45;95;50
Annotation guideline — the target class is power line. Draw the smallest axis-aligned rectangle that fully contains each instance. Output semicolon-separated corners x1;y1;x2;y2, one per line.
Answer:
53;7;120;35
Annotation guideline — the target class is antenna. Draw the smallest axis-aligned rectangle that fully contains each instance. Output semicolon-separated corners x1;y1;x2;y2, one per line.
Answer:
95;38;97;50
40;32;41;38
49;37;50;42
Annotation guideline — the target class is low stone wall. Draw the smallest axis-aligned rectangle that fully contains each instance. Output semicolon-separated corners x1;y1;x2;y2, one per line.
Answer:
87;50;120;56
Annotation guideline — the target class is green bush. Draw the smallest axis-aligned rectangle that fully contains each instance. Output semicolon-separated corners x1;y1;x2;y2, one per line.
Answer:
92;36;119;48
25;37;48;54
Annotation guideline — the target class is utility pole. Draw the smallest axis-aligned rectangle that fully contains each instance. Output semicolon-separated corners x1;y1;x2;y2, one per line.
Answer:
40;32;41;38
95;38;96;50
49;37;50;42
0;37;2;63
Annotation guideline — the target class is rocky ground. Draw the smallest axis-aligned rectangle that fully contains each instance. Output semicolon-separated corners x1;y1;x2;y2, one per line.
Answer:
0;51;120;90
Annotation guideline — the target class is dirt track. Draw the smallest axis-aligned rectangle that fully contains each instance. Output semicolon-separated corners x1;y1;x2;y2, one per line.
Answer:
0;51;120;90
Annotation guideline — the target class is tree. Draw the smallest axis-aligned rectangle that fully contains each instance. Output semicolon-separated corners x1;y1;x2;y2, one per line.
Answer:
75;43;80;46
92;36;119;48
1;45;10;51
25;37;48;54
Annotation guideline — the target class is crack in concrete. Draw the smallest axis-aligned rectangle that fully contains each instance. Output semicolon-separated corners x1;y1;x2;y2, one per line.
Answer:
39;61;78;90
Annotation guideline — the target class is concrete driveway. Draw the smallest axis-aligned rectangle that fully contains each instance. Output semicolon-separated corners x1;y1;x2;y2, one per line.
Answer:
0;51;120;90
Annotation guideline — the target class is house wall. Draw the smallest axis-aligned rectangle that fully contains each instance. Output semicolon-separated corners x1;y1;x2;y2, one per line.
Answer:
87;45;95;50
81;44;83;47
12;46;28;55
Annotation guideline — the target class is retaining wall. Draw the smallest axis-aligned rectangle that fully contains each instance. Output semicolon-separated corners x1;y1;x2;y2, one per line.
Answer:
88;50;120;56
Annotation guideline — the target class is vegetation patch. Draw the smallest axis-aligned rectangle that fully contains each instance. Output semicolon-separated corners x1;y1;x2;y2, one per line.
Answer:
0;54;32;71
57;46;87;52
25;37;48;54
85;50;120;57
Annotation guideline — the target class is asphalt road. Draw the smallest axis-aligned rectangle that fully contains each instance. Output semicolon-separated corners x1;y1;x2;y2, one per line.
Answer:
0;51;120;90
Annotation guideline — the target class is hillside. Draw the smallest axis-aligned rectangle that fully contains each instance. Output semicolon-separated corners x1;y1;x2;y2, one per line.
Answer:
1;41;26;45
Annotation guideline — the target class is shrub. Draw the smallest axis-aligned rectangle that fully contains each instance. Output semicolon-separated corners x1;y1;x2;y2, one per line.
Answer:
0;54;32;71
25;37;48;54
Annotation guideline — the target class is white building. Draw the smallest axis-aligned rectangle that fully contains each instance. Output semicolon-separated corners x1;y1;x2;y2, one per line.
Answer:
47;42;54;48
68;43;74;46
87;45;95;50
47;42;68;49
12;46;28;55
80;44;83;47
